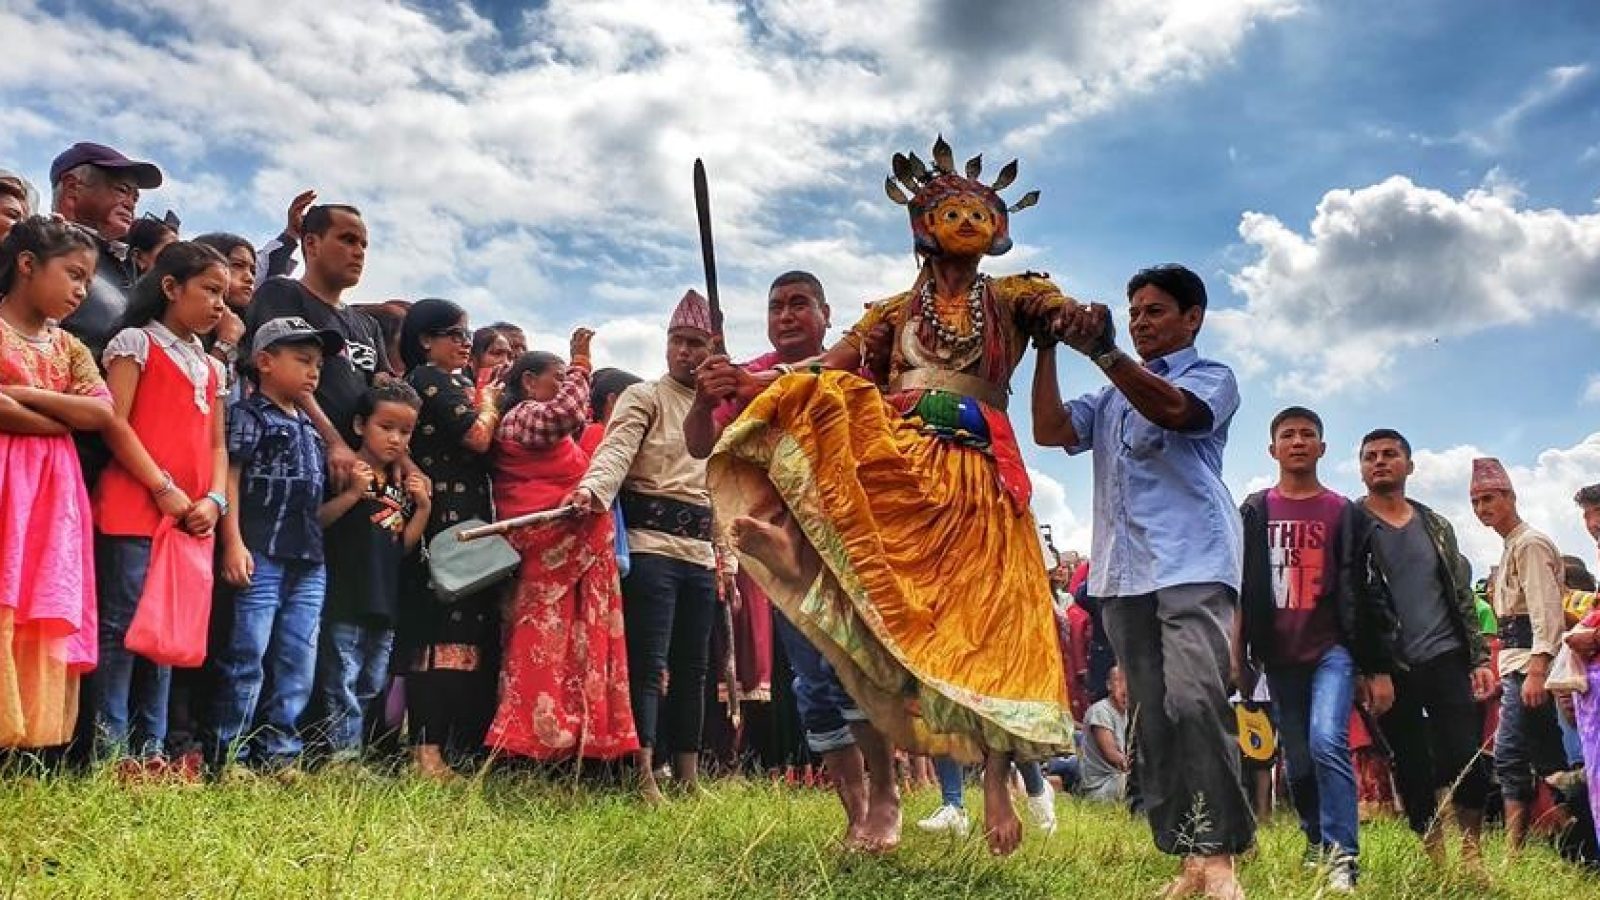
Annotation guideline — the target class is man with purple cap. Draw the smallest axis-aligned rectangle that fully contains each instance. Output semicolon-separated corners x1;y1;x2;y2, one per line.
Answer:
566;290;730;802
1471;456;1568;853
48;141;164;355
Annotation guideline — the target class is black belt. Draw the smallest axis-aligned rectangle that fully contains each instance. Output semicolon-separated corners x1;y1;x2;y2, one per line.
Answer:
619;491;712;542
1498;614;1532;650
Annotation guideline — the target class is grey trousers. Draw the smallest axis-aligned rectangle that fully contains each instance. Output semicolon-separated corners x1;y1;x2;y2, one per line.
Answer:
1103;583;1256;856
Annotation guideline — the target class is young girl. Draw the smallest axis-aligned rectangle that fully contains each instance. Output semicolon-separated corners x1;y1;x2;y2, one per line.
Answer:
94;241;230;768
0;215;114;749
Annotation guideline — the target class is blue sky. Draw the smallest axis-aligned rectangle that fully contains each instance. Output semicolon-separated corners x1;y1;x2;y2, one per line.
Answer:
2;0;1597;571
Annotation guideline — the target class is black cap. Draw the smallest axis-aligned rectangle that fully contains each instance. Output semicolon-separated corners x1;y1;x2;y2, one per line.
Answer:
49;142;163;189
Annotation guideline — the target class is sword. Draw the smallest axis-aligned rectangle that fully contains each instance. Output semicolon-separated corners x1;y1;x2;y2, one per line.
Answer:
696;157;741;727
693;158;726;354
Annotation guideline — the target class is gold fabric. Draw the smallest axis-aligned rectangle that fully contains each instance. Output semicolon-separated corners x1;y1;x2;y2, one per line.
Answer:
0;607;80;748
709;370;1073;761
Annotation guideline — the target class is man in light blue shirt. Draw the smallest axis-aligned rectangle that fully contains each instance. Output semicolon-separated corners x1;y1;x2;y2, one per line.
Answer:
1031;264;1253;900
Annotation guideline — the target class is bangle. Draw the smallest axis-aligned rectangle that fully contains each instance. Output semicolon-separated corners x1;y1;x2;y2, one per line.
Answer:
151;471;176;498
204;491;230;516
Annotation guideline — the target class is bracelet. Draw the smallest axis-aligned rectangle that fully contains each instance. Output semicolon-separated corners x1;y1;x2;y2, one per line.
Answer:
204;491;230;516
151;470;176;498
212;339;238;366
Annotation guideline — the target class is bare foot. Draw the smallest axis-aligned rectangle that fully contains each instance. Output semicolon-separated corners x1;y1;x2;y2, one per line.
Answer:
1200;856;1245;900
411;745;459;784
982;762;1021;857
1157;857;1205;900
1422;825;1446;868
855;783;902;853
826;748;872;851
732;515;805;583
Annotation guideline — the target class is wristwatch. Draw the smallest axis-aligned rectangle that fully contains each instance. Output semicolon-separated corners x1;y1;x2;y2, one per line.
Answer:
205;491;231;516
211;339;239;367
1092;347;1127;371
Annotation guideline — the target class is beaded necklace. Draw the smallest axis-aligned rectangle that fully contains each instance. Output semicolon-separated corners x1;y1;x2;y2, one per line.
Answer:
917;275;986;357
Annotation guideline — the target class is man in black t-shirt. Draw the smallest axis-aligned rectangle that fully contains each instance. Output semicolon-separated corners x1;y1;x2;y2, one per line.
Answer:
243;204;389;475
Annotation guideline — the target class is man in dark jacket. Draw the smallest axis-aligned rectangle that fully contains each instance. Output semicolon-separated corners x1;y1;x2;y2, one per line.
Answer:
1236;407;1398;893
1356;428;1496;871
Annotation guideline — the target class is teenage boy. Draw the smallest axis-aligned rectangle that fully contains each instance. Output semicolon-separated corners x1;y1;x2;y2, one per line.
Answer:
207;317;343;776
1237;407;1398;893
314;381;430;765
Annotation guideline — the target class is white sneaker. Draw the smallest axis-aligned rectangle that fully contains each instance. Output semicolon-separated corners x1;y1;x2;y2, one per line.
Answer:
1024;781;1058;835
916;803;970;837
1327;855;1357;893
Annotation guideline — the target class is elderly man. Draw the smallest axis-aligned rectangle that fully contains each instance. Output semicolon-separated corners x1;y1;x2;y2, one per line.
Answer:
1032;263;1253;900
49;142;163;355
1471;457;1568;853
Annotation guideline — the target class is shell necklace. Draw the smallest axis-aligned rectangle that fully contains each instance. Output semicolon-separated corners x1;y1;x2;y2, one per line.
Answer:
918;275;986;359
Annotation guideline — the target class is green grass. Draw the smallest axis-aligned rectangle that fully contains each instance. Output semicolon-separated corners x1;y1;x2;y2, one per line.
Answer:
1;767;1594;899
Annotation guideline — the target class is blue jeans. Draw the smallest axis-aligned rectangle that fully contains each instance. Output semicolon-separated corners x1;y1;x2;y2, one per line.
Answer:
772;614;860;753
620;553;717;753
1495;671;1568;804
205;554;325;767
94;536;169;759
1267;644;1359;862
934;755;1046;806
315;621;394;758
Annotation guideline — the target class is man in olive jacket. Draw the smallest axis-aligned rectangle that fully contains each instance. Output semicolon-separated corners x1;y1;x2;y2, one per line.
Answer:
1356;427;1496;869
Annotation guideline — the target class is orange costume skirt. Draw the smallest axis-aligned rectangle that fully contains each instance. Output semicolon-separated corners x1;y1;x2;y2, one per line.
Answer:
708;371;1073;761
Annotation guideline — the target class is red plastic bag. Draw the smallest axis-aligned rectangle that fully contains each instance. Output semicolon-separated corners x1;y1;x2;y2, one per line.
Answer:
124;518;214;667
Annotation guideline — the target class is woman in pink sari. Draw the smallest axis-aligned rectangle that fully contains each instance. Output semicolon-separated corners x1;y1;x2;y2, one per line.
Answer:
486;330;638;761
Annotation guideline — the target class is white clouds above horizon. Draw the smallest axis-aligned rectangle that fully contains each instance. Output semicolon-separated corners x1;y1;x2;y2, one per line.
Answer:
1212;173;1600;395
0;0;1292;345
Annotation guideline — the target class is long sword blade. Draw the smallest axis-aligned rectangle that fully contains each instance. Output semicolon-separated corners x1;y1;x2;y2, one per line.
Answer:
693;158;725;348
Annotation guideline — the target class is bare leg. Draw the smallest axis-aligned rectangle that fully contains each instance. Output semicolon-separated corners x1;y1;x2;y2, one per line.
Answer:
731;514;814;585
1456;805;1486;878
853;723;902;853
1158;856;1205;900
982;751;1022;857
1200;855;1245;900
824;746;872;849
637;747;665;805
1504;799;1528;854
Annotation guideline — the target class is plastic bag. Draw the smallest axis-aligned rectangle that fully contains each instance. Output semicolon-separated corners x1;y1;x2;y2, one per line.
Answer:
1547;640;1590;694
124;518;215;667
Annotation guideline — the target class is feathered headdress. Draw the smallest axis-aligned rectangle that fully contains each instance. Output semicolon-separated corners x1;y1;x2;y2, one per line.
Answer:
884;134;1039;257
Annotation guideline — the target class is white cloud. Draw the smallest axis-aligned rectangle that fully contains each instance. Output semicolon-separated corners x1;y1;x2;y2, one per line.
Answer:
1027;466;1093;561
1213;173;1600;394
1404;433;1600;577
0;0;1291;349
1585;373;1600;404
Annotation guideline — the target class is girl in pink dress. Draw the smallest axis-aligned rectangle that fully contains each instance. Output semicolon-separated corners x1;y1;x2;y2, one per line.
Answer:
0;216;114;748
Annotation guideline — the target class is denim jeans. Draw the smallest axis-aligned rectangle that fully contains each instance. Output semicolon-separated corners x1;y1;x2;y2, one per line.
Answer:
1103;584;1256;857
205;554;325;766
621;552;717;753
772;613;860;754
1495;671;1569;804
933;756;1046;807
315;621;394;758
94;536;169;759
1268;643;1359;862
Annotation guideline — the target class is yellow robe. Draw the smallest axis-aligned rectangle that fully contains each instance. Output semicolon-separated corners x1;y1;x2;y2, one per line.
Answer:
708;273;1075;761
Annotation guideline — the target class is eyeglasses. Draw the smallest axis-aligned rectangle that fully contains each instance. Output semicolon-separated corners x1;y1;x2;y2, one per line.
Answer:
430;326;471;344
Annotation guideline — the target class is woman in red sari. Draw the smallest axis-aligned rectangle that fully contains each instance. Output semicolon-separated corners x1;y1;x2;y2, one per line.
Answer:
486;329;639;761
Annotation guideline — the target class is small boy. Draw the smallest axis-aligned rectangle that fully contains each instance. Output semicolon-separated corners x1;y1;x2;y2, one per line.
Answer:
315;381;429;764
207;317;344;775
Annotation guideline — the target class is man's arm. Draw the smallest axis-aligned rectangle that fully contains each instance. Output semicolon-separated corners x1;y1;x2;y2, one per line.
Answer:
570;385;653;511
1056;304;1222;433
1091;724;1128;771
1031;344;1079;448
